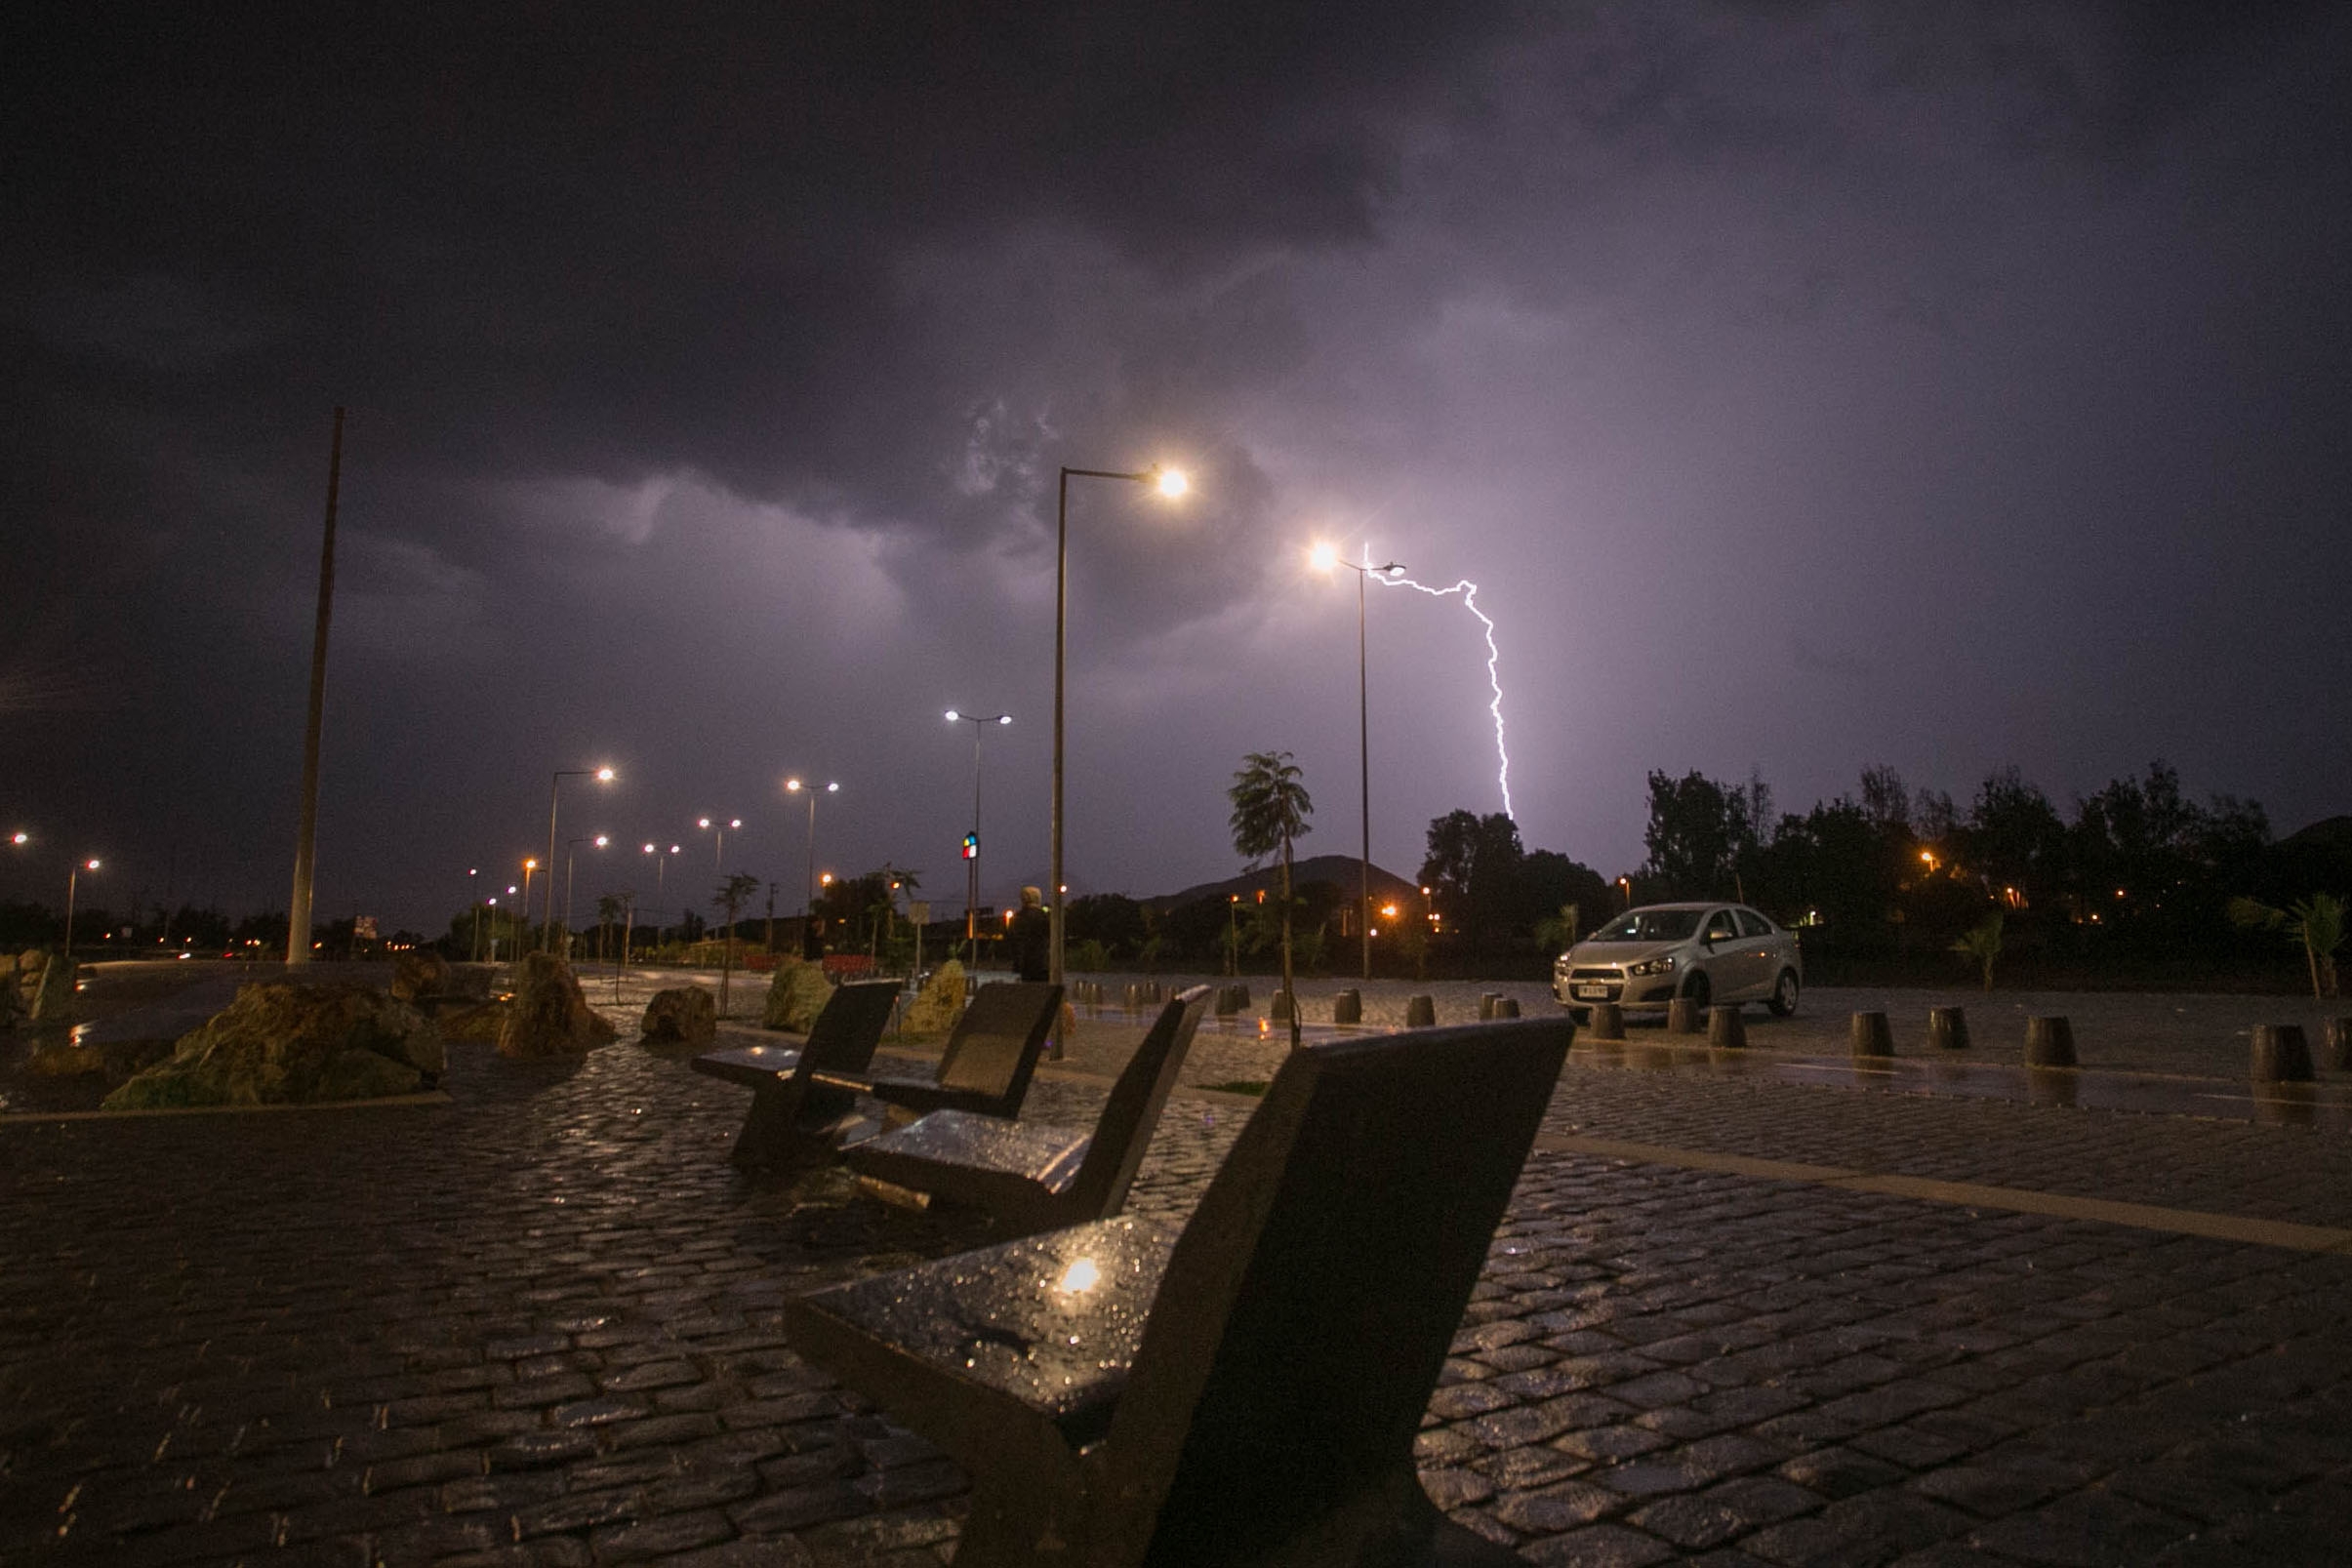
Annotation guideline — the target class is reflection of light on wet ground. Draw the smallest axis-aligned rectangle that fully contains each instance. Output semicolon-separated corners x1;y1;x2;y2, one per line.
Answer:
1567;1039;2352;1129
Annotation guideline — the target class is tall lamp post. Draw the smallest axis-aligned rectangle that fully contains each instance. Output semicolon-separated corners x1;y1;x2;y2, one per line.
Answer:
945;708;1011;971
641;842;679;945
519;860;538;952
784;780;838;950
564;835;608;960
543;766;616;949
1311;544;1405;980
63;857;101;959
467;866;481;961
697;816;741;878
697;817;741;949
1051;462;1188;991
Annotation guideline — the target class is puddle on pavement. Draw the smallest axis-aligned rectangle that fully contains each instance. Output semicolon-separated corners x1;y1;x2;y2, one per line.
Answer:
1566;1038;2352;1129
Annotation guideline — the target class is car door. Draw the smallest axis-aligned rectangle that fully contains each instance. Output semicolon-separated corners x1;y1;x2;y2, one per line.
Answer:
1699;907;1743;996
1731;907;1780;998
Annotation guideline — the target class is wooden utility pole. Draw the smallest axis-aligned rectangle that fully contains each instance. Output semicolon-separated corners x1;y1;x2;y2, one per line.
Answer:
287;408;343;965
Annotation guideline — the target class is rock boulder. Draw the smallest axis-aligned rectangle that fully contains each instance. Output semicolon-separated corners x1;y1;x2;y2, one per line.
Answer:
102;984;444;1109
641;985;717;1048
762;958;834;1032
498;952;618;1058
899;961;963;1038
390;948;453;1002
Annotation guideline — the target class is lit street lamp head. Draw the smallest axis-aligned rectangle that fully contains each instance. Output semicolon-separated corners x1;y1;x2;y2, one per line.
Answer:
594;767;615;783
1151;465;1190;499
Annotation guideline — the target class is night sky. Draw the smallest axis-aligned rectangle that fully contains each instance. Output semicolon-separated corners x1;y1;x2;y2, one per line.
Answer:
6;4;2349;935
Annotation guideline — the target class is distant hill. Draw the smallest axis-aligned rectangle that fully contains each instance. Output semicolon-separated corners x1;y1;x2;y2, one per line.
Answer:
1141;854;1422;915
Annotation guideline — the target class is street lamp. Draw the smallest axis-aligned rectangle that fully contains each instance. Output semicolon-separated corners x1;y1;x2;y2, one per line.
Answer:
1051;462;1188;990
697;816;742;877
642;842;680;945
520;859;539;950
946;708;1011;970
543;765;616;949
565;835;608;959
467;866;481;961
1311;543;1406;981
63;857;100;959
785;779;839;951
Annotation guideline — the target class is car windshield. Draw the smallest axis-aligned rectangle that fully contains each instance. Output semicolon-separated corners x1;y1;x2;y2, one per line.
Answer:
1587;908;1703;943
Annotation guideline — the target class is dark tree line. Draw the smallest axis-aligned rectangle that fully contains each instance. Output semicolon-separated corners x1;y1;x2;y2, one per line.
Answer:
1634;760;2307;983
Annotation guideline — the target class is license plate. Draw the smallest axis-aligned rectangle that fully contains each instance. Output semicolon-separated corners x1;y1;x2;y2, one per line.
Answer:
1573;985;1610;1000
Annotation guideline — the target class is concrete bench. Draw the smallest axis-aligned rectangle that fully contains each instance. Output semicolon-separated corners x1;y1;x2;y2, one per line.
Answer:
844;985;1209;1238
815;981;1061;1121
782;1017;1571;1566
690;979;902;1169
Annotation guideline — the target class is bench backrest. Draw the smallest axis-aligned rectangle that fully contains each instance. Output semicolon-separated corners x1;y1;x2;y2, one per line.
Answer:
1102;1019;1571;1561
800;980;906;1078
1066;985;1210;1218
933;982;1062;1107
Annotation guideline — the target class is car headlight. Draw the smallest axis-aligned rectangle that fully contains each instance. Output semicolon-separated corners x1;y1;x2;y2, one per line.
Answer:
1627;955;1677;977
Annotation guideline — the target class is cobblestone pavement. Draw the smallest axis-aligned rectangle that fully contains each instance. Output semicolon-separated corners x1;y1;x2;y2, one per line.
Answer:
6;985;2352;1564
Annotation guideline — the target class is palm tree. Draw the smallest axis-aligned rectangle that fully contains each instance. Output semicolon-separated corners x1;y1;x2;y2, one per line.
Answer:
2230;893;2345;998
1951;912;2004;991
1229;750;1314;1048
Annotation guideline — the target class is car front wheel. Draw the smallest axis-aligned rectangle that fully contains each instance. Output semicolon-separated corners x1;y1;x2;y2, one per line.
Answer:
1766;968;1800;1017
1683;971;1711;1009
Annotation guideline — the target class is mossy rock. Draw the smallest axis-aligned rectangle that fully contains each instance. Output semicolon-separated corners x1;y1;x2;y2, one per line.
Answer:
641;985;717;1048
102;983;440;1109
497;953;617;1058
437;999;508;1043
763;958;833;1032
899;961;964;1039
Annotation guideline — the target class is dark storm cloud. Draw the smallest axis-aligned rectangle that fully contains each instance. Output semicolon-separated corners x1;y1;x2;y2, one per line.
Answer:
4;3;2347;926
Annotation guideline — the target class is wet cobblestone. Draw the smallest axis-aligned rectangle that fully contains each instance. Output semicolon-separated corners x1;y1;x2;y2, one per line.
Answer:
7;981;2352;1563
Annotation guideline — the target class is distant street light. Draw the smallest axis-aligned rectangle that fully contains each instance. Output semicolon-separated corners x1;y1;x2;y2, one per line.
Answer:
521;859;539;949
543;766;616;950
697;816;743;878
564;835;608;960
946;708;1011;970
1311;544;1407;981
785;779;839;946
467;866;481;961
63;857;100;959
642;842;680;945
1051;462;1188;991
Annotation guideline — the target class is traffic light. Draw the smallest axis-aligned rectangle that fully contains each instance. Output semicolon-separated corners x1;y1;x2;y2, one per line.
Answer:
961;832;979;861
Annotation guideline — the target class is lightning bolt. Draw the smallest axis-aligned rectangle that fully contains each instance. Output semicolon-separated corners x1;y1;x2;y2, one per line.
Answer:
1372;562;1514;821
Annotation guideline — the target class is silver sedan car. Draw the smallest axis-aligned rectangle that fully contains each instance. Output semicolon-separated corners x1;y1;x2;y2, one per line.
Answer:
1553;902;1802;1021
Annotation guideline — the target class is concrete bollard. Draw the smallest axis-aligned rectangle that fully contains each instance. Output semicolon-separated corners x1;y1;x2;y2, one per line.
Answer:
1404;994;1436;1028
2024;1016;2077;1068
1213;985;1240;1018
1850;1011;1894;1058
1333;988;1362;1025
1272;989;1295;1022
2329;1018;2352;1073
1479;992;1499;1021
2251;1024;2315;1084
1666;997;1704;1034
1927;1006;1970;1052
1708;1005;1747;1049
1589;1002;1626;1041
1493;996;1521;1020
